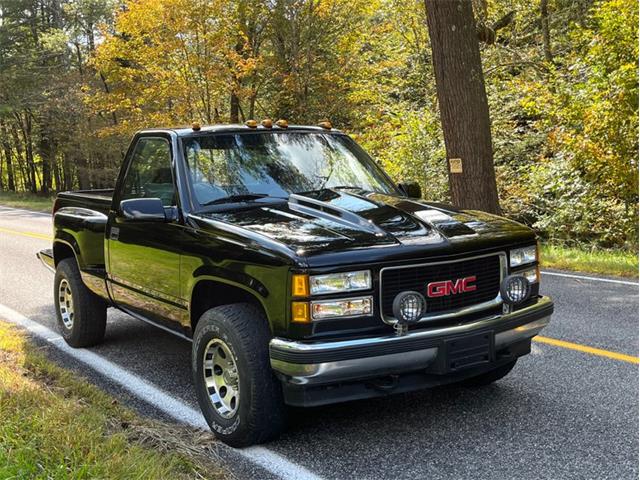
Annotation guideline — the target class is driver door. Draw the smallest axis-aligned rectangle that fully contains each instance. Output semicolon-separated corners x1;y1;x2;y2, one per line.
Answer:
107;136;187;330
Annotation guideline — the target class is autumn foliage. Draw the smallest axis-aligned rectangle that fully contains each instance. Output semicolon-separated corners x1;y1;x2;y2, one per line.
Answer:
0;0;637;249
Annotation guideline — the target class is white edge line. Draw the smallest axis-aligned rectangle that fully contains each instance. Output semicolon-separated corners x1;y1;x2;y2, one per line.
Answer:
0;303;323;480
541;270;638;286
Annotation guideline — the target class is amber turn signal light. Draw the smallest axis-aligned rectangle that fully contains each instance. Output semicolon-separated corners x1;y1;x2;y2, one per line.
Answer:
292;274;309;297
291;302;310;323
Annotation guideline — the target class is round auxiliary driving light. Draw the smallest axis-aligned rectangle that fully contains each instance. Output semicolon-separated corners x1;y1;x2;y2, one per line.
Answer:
500;275;531;305
392;291;427;325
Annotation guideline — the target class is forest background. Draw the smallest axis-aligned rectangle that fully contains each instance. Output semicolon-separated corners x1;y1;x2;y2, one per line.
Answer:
0;0;637;257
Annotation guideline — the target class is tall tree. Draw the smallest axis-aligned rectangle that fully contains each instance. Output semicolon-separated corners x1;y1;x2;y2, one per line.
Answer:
540;0;553;62
424;0;500;214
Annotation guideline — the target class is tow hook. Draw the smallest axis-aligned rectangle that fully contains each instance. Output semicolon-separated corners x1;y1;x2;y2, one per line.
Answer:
367;375;399;393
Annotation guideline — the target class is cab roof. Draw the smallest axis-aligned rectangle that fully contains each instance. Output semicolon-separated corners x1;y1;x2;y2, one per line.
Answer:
137;124;341;137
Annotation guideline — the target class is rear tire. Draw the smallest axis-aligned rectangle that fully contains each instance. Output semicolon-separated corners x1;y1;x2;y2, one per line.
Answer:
54;258;107;347
458;360;517;387
192;303;286;447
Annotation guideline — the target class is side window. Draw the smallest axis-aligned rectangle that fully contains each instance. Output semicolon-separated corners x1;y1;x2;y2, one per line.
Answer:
121;138;176;206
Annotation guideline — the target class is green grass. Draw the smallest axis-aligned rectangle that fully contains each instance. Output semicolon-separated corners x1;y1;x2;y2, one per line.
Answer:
0;321;228;480
541;244;638;278
0;191;54;213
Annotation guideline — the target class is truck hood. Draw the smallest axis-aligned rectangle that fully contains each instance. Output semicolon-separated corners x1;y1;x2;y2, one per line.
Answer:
194;189;535;266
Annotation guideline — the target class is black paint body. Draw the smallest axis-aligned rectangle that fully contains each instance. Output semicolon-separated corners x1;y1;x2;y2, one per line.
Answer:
49;126;540;342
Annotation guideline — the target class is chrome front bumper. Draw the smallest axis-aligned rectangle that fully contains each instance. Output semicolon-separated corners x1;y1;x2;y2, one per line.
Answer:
270;296;553;386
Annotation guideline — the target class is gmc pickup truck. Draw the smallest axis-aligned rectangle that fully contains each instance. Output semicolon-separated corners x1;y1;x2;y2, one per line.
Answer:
38;121;553;447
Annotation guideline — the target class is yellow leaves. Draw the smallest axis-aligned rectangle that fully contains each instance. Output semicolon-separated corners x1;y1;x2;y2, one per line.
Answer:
87;0;250;132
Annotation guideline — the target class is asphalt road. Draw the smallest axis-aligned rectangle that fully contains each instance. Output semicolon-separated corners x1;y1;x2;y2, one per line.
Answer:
1;205;638;479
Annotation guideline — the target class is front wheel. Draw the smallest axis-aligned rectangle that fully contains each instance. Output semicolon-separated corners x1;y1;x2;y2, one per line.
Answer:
192;303;286;447
54;258;107;347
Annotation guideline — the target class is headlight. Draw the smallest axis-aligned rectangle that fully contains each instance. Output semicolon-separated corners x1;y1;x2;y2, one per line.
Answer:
309;270;371;295
510;245;537;267
311;296;373;320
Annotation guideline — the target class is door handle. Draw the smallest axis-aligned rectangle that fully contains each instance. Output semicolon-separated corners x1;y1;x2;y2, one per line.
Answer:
109;226;120;240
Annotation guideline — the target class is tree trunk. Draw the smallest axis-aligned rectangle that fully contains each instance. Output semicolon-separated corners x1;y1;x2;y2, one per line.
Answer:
229;35;244;123
540;0;553;62
230;93;240;123
0;123;16;191
21;115;38;193
10;126;28;191
424;0;500;214
62;153;74;190
53;154;62;191
39;129;54;194
0;146;4;191
75;154;91;189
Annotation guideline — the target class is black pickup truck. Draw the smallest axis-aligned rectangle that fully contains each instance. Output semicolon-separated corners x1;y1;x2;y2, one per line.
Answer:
38;122;553;447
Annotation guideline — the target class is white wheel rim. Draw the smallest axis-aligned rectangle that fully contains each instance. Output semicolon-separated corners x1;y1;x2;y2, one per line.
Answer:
58;278;74;329
203;338;240;418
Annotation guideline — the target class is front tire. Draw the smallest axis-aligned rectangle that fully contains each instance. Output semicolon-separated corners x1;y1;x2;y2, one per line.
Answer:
54;258;107;347
192;303;286;447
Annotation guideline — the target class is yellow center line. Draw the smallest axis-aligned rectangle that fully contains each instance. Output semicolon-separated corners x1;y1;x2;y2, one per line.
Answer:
0;226;51;241
533;335;639;364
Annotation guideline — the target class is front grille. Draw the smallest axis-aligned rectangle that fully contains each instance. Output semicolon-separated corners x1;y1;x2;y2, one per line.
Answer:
380;255;502;318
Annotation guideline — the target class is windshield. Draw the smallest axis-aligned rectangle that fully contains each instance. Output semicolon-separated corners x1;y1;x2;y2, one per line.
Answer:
182;132;398;206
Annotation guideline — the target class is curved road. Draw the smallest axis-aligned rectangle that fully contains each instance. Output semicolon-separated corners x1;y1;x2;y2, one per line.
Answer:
0;205;637;479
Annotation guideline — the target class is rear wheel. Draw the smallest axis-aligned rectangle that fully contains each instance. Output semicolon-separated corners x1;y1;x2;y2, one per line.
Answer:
192;303;286;447
54;258;107;347
457;360;517;387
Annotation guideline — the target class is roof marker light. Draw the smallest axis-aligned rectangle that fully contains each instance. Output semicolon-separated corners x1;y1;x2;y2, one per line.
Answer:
318;120;332;130
245;119;258;128
275;119;288;128
191;122;201;131
261;118;273;128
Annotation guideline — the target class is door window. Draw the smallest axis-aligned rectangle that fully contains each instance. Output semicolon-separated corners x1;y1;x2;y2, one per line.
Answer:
121;138;176;206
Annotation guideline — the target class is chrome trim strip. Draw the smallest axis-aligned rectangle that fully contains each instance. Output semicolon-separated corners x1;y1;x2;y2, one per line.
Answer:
36;251;56;273
378;252;508;325
116;305;193;342
271;296;552;354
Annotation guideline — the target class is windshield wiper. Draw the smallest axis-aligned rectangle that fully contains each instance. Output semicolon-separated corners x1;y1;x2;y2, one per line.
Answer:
201;193;286;206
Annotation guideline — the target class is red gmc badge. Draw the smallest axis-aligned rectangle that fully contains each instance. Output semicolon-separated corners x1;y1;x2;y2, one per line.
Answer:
427;276;477;298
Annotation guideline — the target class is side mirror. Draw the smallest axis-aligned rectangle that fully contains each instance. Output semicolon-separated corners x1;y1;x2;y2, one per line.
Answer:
398;182;422;199
120;198;167;222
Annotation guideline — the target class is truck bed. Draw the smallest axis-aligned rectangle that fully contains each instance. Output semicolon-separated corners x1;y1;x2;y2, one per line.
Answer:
56;189;114;215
